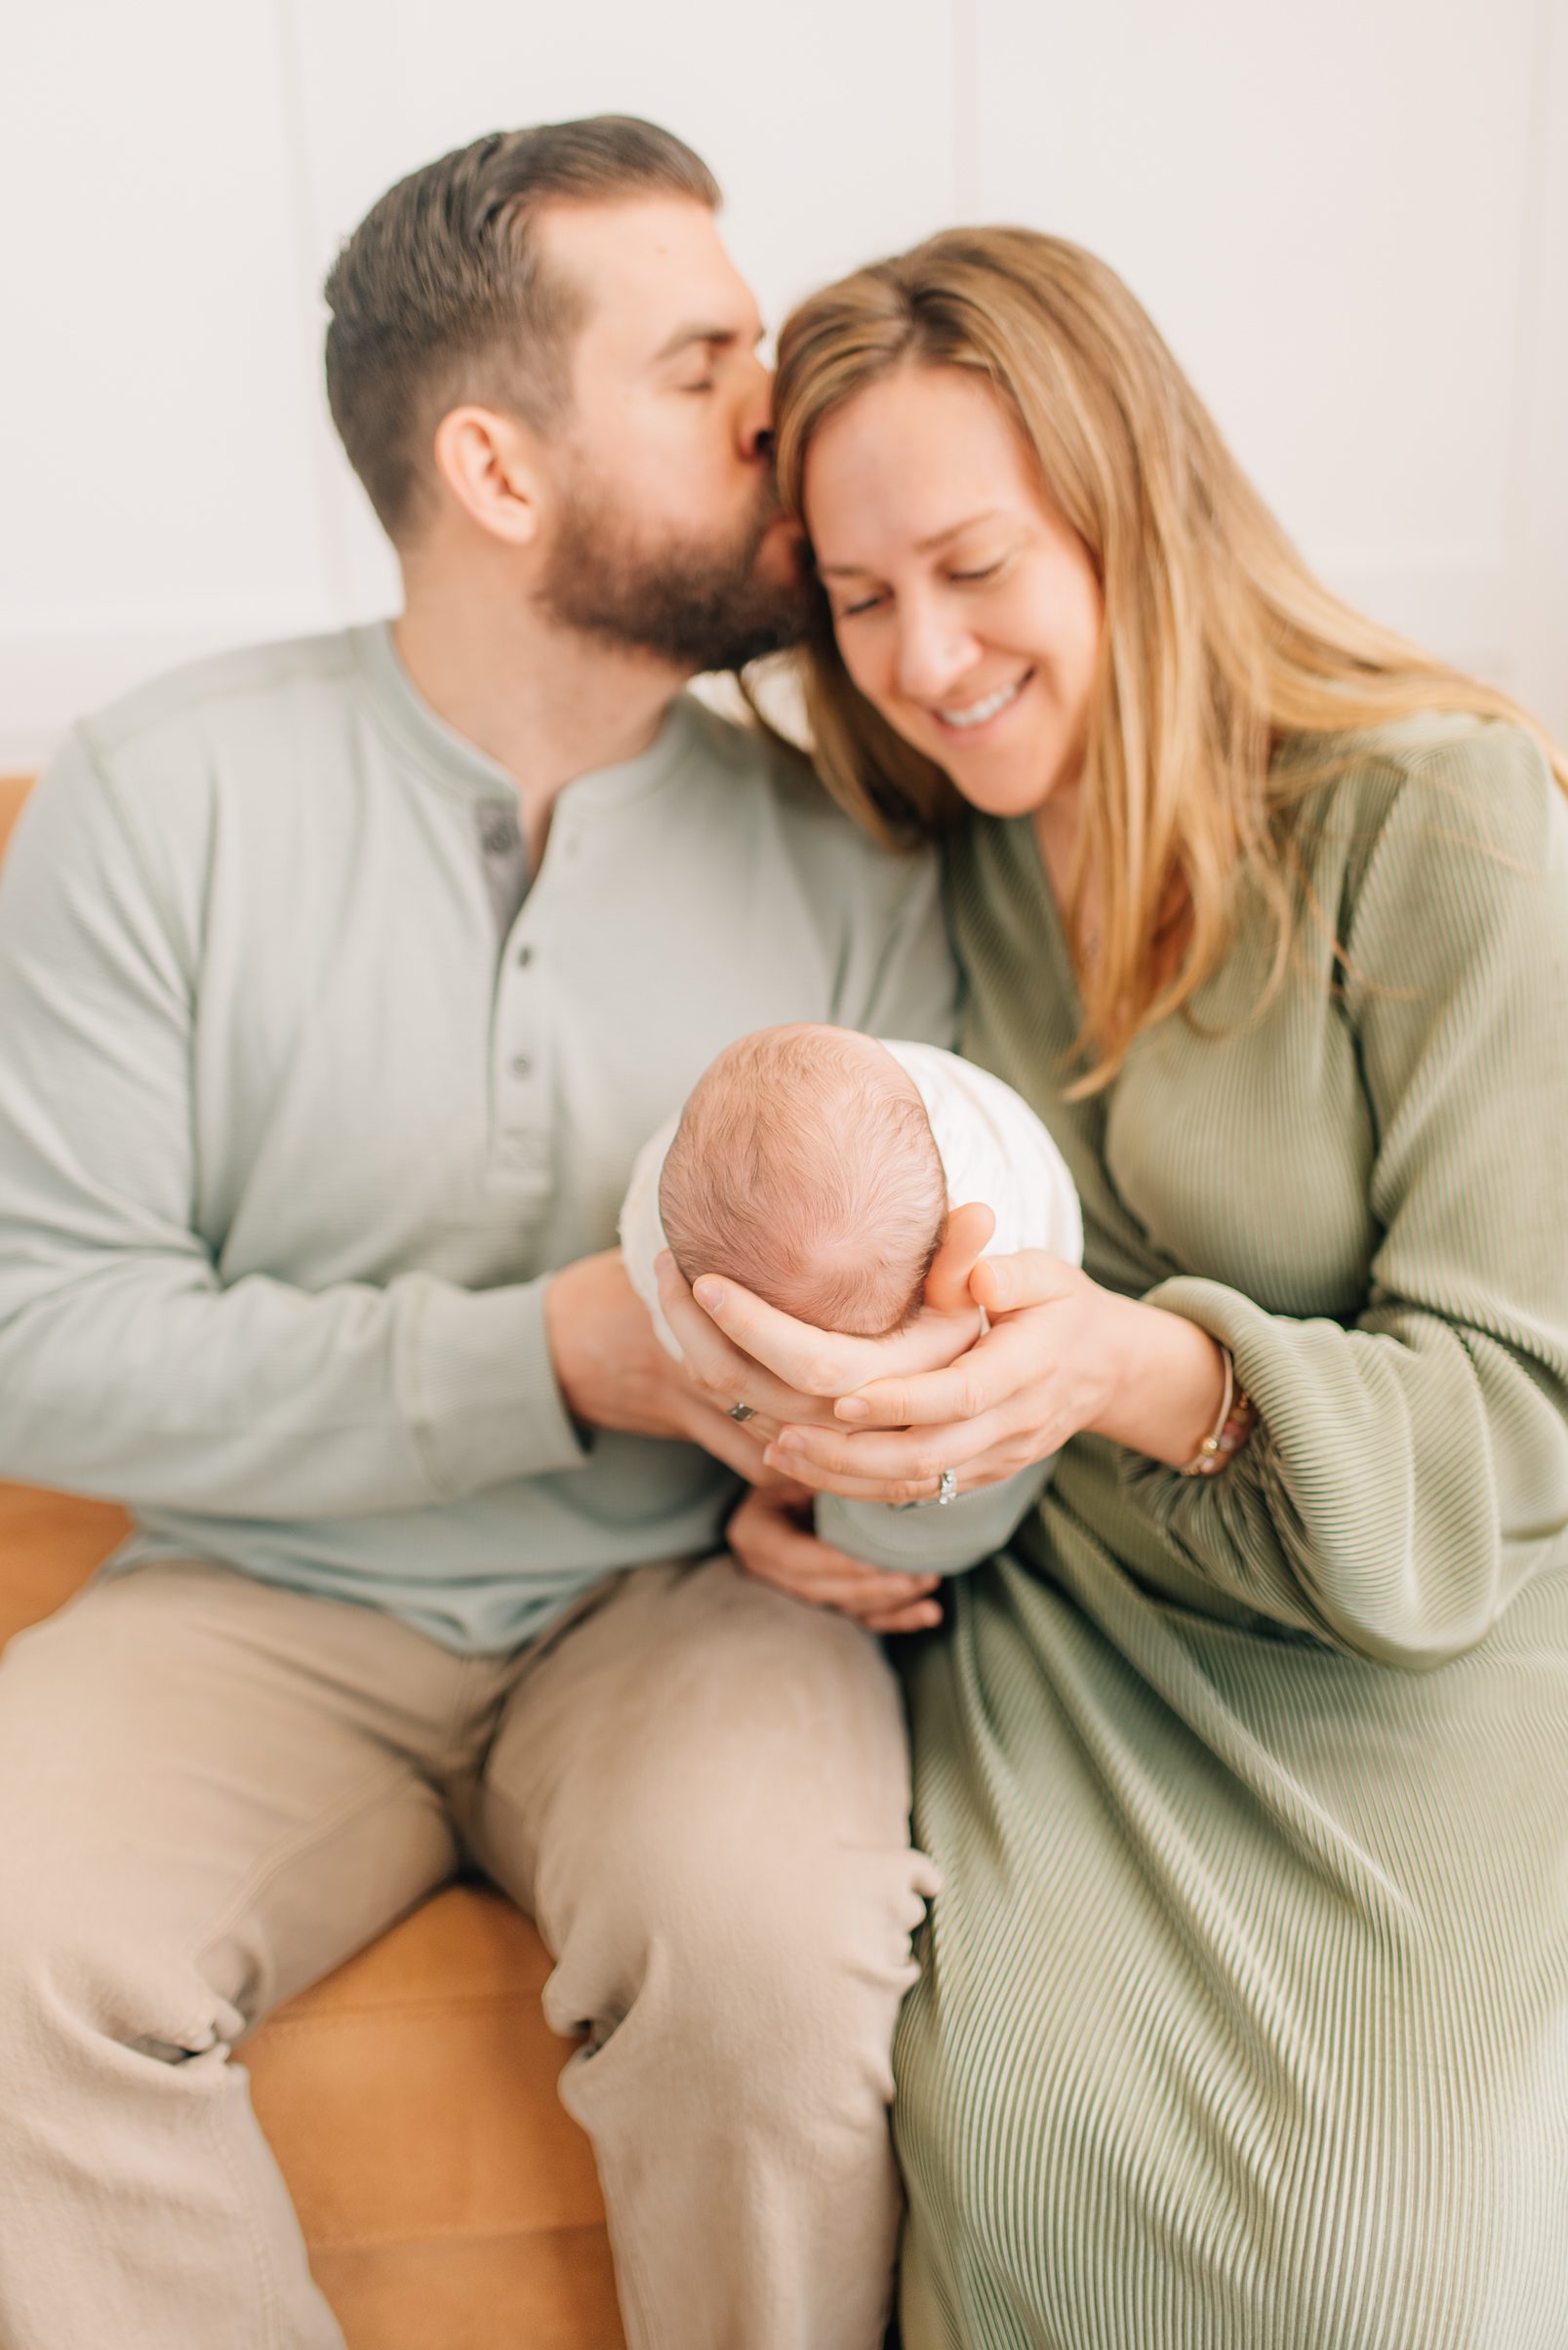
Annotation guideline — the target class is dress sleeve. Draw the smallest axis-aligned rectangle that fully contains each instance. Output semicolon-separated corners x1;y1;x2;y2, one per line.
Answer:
1126;726;1568;1668
0;736;587;1516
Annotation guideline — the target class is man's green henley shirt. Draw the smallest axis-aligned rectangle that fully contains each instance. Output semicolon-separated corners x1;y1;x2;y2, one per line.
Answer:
0;625;957;1649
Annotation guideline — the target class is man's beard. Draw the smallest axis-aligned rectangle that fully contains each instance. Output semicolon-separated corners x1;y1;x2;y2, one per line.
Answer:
537;476;810;672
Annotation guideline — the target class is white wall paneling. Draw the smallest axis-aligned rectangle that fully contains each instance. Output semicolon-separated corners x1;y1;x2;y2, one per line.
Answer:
3;0;1565;765
280;0;959;628
967;0;1568;732
1505;0;1568;745
2;1;344;761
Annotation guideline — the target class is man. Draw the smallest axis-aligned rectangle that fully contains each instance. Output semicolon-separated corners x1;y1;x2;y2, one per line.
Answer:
0;120;954;2350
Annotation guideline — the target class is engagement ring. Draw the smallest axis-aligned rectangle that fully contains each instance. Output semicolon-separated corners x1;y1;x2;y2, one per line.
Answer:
728;1401;756;1424
897;1465;962;1512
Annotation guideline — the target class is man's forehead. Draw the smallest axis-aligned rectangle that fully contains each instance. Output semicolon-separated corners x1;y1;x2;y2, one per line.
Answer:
536;194;761;356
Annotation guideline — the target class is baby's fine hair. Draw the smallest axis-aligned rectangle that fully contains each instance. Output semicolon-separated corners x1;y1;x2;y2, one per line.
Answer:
659;1027;947;1339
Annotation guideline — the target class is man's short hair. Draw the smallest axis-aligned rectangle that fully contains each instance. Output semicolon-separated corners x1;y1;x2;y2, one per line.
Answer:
323;117;721;542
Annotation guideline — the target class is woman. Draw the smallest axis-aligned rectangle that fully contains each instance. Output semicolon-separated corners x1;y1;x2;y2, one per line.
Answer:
657;228;1568;2348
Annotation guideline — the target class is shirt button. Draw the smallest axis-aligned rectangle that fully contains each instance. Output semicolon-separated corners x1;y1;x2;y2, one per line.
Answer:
510;1054;532;1078
515;944;532;968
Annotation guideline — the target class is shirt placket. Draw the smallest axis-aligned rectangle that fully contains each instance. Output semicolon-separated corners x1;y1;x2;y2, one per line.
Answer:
478;800;550;1194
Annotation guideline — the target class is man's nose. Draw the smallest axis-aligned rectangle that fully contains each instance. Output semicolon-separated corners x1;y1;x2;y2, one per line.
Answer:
737;354;776;466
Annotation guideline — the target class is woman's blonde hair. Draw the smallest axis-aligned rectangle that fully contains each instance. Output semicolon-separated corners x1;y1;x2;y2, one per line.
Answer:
771;226;1568;1091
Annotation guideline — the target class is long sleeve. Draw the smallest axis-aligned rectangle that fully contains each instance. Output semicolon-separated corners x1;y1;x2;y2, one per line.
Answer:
0;738;586;1516
1125;727;1568;1668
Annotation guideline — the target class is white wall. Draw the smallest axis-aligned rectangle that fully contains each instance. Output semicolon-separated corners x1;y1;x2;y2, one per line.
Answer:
4;0;1566;767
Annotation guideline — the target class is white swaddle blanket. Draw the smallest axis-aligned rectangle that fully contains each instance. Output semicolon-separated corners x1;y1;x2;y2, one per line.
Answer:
620;1037;1083;1357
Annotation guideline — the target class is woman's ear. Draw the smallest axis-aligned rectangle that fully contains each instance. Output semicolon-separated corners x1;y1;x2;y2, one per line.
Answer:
923;1200;996;1316
430;404;543;547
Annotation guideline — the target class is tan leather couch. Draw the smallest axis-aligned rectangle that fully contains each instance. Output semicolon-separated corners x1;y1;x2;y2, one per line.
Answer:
0;772;623;2349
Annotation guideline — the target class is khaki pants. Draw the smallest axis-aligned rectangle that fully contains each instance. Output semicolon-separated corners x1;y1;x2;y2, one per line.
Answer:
0;1554;937;2350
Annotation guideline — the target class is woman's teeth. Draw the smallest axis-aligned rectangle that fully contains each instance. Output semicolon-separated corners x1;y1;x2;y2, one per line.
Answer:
936;675;1026;730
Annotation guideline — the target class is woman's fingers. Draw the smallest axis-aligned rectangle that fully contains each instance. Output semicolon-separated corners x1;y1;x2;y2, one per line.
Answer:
766;1418;1020;1504
835;1315;1050;1433
922;1199;996;1317
836;1279;1077;1430
970;1247;1077;1317
758;1461;924;1504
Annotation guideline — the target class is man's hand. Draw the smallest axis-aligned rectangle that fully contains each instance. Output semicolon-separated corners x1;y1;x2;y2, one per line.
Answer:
727;1486;944;1634
543;1250;796;1485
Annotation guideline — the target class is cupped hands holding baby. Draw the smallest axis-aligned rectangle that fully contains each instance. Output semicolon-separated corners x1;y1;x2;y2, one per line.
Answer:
620;1021;1081;1599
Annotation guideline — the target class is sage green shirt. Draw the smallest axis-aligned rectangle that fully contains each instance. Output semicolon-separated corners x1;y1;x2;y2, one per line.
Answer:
0;625;956;1650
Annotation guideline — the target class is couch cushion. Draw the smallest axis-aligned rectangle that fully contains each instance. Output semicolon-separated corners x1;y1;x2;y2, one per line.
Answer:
247;1883;605;2249
0;1482;130;1645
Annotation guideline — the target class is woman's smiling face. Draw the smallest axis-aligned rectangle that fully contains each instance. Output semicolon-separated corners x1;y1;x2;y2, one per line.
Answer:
803;364;1104;818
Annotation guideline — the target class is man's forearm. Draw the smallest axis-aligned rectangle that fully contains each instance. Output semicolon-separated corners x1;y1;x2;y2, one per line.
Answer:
546;1250;794;1490
0;1260;585;1516
543;1249;694;1442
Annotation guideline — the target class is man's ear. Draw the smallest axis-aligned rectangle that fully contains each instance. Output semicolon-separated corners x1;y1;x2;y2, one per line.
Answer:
430;404;543;547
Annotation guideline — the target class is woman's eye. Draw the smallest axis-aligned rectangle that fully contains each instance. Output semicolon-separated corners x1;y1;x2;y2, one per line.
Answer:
679;379;716;396
835;594;885;621
950;560;1003;585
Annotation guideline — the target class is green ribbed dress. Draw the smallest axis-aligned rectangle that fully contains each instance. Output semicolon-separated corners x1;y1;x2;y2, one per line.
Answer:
894;717;1568;2350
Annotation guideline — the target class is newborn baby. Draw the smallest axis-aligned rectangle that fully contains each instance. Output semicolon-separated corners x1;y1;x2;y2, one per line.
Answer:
621;1024;1082;1574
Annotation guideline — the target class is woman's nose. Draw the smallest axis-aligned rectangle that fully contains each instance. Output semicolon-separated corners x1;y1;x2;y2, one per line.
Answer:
895;600;978;704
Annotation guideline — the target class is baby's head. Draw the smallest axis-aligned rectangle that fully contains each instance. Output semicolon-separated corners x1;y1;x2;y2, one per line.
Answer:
659;1026;946;1338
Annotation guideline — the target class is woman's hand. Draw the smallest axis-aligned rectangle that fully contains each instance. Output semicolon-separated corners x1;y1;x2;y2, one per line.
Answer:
759;1250;1124;1503
727;1485;944;1635
761;1251;1229;1505
653;1200;996;1427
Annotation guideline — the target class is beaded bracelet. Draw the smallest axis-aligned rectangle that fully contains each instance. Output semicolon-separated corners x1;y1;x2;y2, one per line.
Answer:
1180;1345;1260;1478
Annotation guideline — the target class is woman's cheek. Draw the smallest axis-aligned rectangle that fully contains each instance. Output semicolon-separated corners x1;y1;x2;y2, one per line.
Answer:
837;634;885;710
